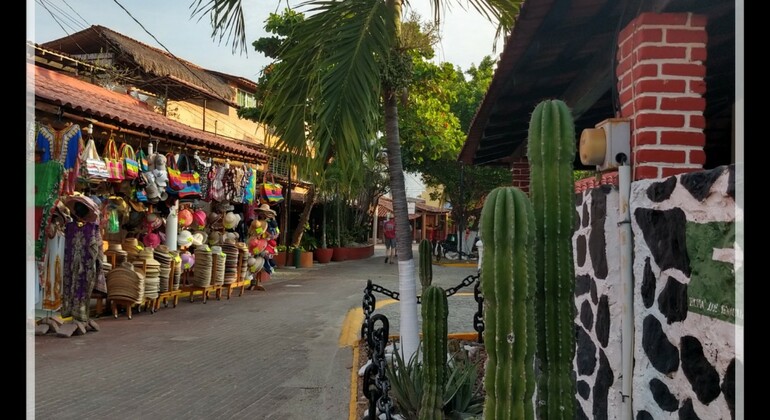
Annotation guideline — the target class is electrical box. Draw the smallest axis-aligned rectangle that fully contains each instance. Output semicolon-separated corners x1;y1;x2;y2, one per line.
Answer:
579;118;630;171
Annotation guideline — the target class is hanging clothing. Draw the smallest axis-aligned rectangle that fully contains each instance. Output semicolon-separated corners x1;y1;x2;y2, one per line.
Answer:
36;123;83;195
62;222;103;322
34;161;63;260
42;231;65;311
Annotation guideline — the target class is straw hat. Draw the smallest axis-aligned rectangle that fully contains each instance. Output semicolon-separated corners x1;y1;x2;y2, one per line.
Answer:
247;256;265;273
223;212;242;229
256;203;277;218
178;230;194;249
191;231;208;247
64;194;100;224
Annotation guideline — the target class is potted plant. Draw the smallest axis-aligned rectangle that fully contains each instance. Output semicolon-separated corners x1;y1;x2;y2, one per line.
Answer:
274;245;288;268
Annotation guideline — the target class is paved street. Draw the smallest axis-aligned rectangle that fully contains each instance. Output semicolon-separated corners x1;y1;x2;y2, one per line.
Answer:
32;244;480;420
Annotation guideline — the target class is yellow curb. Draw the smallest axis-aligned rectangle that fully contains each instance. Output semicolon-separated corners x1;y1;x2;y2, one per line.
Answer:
349;342;360;420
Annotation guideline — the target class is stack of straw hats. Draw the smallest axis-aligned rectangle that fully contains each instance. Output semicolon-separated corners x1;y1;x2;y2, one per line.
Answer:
106;262;145;304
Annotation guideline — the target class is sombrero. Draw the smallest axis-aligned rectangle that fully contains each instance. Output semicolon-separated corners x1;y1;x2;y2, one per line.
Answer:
64;194;100;224
223;212;242;230
255;203;277;218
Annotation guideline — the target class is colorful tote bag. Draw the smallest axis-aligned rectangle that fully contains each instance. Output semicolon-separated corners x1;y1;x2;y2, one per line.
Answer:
79;137;109;183
176;154;202;199
119;143;139;179
166;152;185;191
260;172;284;205
102;135;124;183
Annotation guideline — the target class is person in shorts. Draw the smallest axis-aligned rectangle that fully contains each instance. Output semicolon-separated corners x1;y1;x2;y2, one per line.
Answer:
383;213;396;263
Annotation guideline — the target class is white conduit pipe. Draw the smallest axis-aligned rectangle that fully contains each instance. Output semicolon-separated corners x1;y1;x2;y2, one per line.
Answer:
618;163;634;420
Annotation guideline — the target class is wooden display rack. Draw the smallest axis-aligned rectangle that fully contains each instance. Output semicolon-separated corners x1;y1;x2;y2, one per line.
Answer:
180;253;223;303
154;259;182;311
221;252;250;298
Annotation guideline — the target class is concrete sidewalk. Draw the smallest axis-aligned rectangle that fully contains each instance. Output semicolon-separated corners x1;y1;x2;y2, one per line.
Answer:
32;243;479;419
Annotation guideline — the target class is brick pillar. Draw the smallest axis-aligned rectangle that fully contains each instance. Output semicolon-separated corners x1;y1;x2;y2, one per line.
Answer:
616;12;708;180
511;157;530;193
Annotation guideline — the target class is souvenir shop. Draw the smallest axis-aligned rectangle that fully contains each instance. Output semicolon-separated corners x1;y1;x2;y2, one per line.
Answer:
33;111;287;325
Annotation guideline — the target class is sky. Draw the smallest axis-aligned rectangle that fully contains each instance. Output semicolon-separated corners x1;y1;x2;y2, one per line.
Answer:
29;0;505;81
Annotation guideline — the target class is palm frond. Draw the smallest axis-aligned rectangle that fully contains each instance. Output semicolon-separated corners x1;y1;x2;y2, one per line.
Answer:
189;0;247;55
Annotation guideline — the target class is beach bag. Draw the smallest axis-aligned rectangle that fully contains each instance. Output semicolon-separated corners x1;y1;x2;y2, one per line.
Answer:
119;143;139;179
166;152;185;191
175;154;202;199
103;135;124;182
260;172;284;205
79;137;109;183
135;147;150;172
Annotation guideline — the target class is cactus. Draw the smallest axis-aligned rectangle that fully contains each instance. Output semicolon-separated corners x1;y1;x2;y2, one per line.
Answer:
527;99;577;420
420;284;448;420
480;186;537;420
419;239;433;291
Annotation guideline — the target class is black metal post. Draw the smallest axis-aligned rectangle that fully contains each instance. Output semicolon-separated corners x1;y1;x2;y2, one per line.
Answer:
458;162;464;259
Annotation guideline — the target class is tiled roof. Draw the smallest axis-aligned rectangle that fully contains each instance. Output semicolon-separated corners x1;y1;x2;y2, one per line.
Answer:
30;62;268;160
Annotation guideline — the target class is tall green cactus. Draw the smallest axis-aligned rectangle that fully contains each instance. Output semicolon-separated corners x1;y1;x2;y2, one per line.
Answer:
480;186;537;420
420;284;448;420
419;239;434;291
527;99;577;420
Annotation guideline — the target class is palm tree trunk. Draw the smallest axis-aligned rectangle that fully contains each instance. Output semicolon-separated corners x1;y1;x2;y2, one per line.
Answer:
383;88;419;360
291;186;316;247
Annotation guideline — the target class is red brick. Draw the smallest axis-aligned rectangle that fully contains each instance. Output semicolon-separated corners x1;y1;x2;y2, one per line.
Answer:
690;47;708;61
621;103;635;118
634;28;664;45
636;45;688;60
619;86;634;106
618;22;637;43
617;56;633;76
660;131;705;146
662;166;699;177
689;148;707;165
689;79;707;94
620;37;634;58
636;148;687;164
619;72;634;92
660;97;706;111
661;63;706;78
635;96;659;110
633;63;660;79
665;28;708;44
636;113;686;128
634;131;659;146
636;13;690;26
688;114;706;129
689;14;708;28
637;79;687;94
634;165;660;180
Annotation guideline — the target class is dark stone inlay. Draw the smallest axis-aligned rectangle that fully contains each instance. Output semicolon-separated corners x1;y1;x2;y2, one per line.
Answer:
680;165;725;201
590;280;598;304
636;411;654;420
596;295;610;348
599;184;613;195
577;234;587;267
589;188;608;279
634;208;691;276
592;349;613;420
576;325;597;375
679;398;702;420
680;336;721;404
650;378;679;411
646;176;678;202
575;274;592;296
722;358;737;420
577;380;591;400
657;276;689;324
582;201;590;228
576;192;584;206
641;257;656;309
575;208;581;233
580;300;594;330
642;315;680;374
727;164;735;199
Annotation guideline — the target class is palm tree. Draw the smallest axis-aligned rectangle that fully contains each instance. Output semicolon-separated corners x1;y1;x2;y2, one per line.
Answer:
191;0;520;360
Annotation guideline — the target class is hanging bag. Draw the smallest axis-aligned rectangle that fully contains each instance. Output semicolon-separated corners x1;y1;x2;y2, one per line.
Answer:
79;137;109;183
165;152;185;191
102;135;125;182
260;172;284;205
119;143;139;179
176;153;202;199
136;147;150;172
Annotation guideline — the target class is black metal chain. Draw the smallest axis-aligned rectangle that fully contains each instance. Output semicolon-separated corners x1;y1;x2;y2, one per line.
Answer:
363;314;392;420
444;273;480;297
473;278;485;343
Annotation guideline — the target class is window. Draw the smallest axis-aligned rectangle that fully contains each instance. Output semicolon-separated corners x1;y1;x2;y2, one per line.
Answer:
236;89;257;108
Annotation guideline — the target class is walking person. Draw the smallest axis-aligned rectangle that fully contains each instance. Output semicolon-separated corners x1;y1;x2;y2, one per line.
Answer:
383;213;396;264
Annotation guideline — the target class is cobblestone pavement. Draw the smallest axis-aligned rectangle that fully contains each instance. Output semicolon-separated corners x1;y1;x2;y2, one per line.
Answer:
31;243;479;420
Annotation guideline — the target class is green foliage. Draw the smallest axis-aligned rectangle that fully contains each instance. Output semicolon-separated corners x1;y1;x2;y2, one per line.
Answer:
419;239;434;291
300;234;318;252
480;186;537;420
386;341;485;420
527;99;577;420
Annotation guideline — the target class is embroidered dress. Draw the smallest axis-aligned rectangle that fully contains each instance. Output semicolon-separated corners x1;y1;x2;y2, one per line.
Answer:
36;124;83;195
34;161;63;260
194;155;212;199
43;231;65;311
62;222;103;322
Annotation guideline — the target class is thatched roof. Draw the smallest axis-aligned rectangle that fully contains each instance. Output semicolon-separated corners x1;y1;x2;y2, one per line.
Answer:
41;25;235;105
